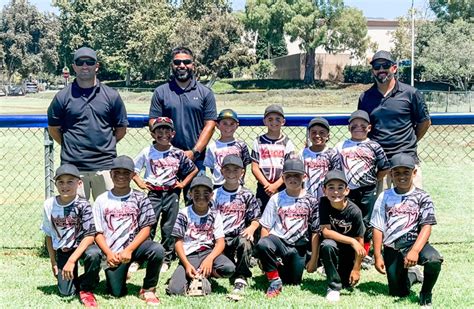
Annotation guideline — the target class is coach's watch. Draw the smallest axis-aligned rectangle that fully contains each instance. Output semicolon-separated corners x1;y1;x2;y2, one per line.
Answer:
192;147;200;159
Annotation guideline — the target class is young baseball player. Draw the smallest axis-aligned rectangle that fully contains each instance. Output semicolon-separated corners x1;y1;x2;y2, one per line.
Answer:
319;170;366;302
41;164;101;307
211;155;261;298
204;109;251;188
93;155;165;305
371;153;443;307
300;117;341;199
335;110;389;266
167;175;236;296
255;158;320;298
251;104;295;212
133;117;198;272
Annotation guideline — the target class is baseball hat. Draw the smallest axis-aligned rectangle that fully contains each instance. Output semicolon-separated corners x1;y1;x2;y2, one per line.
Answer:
324;170;348;186
370;50;394;64
264;104;284;118
151;116;174;131
54;164;81;180
283;158;305;175
189;175;213;190
73;47;97;61
308;117;330;131
217;109;239;122
111;155;135;172
389;153;416;169
221;155;244;168
349;110;370;123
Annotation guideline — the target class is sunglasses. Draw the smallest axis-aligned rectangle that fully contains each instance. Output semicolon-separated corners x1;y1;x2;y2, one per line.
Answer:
173;59;193;66
155;117;173;124
372;62;393;70
75;59;97;66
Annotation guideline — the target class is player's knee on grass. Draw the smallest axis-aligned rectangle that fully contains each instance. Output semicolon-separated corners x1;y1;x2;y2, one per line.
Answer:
148;242;165;263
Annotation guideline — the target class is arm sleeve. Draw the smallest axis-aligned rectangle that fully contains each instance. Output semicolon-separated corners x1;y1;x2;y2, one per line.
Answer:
111;92;129;127
374;143;390;171
412;90;430;124
240;142;252;167
319;197;330;226
370;192;386;232
203;90;217;121
251;138;260;163
81;202;97;237
284;139;296;158
259;195;277;229
133;148;147;174
245;191;261;224
180;152;197;177
171;211;187;238
92;200;104;233
351;206;366;238
419;192;437;226
213;212;225;239
138;195;157;229
310;197;320;233
149;89;163;119
203;146;214;169
328;149;342;171
47;95;64;126
41;203;53;236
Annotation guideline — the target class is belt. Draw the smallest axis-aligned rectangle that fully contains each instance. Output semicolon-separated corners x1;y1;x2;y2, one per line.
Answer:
148;184;175;191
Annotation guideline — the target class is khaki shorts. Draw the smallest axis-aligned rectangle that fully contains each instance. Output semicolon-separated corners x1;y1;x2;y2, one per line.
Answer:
78;170;113;201
376;164;423;196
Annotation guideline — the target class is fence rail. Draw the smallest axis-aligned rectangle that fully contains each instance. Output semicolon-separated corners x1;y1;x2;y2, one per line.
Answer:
0;113;473;248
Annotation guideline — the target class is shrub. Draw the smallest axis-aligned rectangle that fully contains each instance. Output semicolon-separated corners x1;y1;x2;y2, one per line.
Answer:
343;65;372;84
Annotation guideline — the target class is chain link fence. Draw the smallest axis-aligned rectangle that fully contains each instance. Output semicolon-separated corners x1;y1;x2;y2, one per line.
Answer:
1;114;473;248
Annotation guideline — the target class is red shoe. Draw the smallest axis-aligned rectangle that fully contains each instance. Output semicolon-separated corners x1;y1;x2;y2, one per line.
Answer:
265;278;282;298
139;288;160;306
79;291;98;307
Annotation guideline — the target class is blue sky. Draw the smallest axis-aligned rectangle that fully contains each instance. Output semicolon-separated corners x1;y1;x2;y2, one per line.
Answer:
1;0;430;19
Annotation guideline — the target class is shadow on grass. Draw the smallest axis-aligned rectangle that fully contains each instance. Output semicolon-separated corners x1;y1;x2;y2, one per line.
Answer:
250;274;268;292
210;279;230;294
37;280;143;299
300;277;327;296
357;281;420;305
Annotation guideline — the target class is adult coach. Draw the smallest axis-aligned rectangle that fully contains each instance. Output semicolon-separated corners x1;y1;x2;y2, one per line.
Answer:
358;50;430;188
47;47;128;200
149;47;217;198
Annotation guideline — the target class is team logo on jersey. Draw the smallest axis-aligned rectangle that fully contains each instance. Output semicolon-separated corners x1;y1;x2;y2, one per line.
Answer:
329;216;352;234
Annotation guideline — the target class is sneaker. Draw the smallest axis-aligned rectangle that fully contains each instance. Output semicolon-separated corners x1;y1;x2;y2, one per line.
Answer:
266;278;282;298
139;288;160;306
316;266;326;277
326;289;340;302
419;292;432;308
127;261;140;280
408;266;424;285
250;256;258;268
79;291;98;308
160;263;169;273
227;278;247;301
361;255;374;270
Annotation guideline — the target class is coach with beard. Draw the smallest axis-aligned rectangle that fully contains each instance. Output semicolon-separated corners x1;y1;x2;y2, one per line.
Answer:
358;50;430;189
149;47;217;199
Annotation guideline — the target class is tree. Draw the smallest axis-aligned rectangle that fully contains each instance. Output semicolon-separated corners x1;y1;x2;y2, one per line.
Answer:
418;19;473;91
255;35;287;61
284;0;369;83
429;0;473;22
0;0;59;83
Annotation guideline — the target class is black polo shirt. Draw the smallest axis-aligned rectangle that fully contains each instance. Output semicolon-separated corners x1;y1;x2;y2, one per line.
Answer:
358;80;429;161
149;77;217;159
47;80;128;171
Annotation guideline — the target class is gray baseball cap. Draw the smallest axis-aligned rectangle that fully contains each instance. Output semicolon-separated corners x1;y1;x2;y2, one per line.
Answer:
283;158;305;175
111;155;135;172
308;117;330;131
54;164;81;180
324;170;348;186
264;104;284;118
390;153;416;169
349;110;370;123
221;155;244;168
73;47;97;61
189;175;213;190
370;50;394;64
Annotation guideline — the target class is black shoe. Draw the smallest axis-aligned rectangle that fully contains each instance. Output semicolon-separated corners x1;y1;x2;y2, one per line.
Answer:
419;292;432;308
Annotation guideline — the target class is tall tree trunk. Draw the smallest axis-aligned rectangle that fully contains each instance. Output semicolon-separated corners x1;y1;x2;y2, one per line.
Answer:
125;67;131;87
267;41;271;59
303;48;315;84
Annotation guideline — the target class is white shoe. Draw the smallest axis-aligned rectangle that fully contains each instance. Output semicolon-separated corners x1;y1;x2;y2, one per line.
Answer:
317;266;326;277
326;289;340;302
160;263;169;273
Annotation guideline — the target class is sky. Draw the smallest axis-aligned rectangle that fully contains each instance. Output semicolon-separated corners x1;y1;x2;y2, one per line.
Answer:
0;0;431;19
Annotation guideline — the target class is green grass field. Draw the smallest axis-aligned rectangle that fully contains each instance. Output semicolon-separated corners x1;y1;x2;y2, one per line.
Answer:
0;89;473;308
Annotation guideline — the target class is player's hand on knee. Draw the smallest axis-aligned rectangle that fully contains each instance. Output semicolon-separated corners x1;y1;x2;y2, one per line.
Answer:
374;257;386;274
404;249;419;268
62;260;75;280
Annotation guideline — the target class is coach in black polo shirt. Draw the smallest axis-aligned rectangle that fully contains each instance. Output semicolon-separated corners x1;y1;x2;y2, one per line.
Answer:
48;46;128;200
358;50;430;188
149;47;217;200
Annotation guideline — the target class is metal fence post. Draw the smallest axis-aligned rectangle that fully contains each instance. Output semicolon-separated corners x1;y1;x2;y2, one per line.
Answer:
44;128;54;199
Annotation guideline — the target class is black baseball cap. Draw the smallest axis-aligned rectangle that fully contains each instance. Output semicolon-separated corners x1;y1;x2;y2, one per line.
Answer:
54;164;81;180
283;158;305;175
349;110;370;123
370;50;394;64
189;175;213;190
308;117;330;131
217;109;239;122
111;155;135;172
324;170;348;186
389;153;416;169
264;104;284;118
151;117;174;131
73;47;97;61
221;155;244;168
